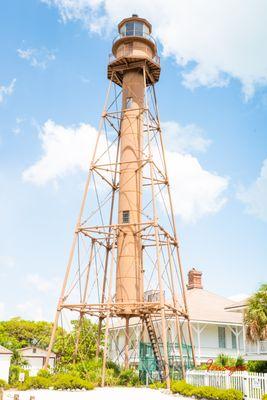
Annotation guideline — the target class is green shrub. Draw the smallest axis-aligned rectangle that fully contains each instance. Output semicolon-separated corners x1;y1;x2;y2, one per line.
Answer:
235;356;245;368
52;374;94;390
262;395;267;400
54;359;121;387
149;381;167;389
106;360;121;375
118;369;139;386
0;379;9;389
171;381;195;396
171;380;242;400
37;368;52;378
105;368;119;386
19;373;94;391
9;365;20;385
248;361;267;373
19;376;50;390
215;354;232;367
9;365;29;385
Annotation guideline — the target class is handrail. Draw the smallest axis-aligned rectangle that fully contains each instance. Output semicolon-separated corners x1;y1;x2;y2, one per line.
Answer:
113;32;157;46
108;52;160;66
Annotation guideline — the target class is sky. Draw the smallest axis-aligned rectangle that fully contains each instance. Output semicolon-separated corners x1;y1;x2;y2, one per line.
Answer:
0;0;266;321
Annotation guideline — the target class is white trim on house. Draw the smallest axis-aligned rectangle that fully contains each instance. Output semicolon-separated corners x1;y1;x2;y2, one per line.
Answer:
0;345;12;382
225;300;267;361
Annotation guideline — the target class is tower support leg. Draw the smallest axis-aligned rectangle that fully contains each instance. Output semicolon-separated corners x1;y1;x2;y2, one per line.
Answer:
151;83;196;368
125;317;130;369
144;68;170;389
101;228;116;386
73;313;83;364
166;237;186;378
101;314;110;387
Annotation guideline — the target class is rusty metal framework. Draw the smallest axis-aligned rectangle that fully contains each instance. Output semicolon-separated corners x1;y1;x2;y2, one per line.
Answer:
44;65;195;388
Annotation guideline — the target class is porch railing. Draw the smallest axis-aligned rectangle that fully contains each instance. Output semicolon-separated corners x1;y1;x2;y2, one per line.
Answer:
246;340;267;354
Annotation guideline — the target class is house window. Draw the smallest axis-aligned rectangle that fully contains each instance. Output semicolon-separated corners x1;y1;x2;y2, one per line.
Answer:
122;210;130;223
218;327;226;348
231;331;237;349
126;97;133;108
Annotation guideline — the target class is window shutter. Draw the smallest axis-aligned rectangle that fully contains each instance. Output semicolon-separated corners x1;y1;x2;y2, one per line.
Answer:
218;326;226;348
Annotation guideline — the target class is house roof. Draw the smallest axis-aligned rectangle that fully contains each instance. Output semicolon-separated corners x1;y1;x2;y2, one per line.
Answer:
186;288;243;324
109;288;243;330
0;345;13;355
224;298;248;313
18;347;56;356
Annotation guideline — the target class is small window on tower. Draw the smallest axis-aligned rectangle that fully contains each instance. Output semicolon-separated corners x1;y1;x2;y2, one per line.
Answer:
122;210;130;223
126;97;133;108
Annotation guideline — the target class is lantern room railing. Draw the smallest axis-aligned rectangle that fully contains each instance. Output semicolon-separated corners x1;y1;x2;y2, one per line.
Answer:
112;32;157;47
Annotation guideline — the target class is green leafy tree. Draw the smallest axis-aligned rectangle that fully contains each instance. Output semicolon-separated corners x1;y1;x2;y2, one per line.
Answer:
0;316;101;369
54;317;102;367
0;317;54;350
244;284;267;342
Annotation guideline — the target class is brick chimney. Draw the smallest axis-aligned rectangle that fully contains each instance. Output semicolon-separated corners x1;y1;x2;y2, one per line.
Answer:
187;268;203;290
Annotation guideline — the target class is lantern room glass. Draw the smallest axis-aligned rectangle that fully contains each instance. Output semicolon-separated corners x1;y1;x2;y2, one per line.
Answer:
120;21;149;37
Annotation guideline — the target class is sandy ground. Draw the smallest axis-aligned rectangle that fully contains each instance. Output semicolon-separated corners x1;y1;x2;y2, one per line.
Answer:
4;387;182;400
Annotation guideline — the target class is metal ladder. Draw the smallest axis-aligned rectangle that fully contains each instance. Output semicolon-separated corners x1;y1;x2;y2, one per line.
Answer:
144;314;165;382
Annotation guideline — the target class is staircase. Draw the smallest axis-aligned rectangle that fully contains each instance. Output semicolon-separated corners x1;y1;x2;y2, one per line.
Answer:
144;314;165;381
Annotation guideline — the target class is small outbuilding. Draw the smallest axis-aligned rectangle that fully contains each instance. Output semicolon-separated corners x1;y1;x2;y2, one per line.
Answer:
0;345;12;382
19;347;56;376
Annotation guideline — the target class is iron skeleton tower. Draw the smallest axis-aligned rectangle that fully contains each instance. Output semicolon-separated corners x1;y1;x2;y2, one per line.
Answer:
45;15;195;388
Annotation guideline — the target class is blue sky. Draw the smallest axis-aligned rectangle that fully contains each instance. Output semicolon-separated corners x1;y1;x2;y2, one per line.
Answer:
0;0;266;321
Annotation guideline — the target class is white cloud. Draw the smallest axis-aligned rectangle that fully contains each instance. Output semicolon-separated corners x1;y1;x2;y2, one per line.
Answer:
22;120;99;185
42;0;267;99
237;159;267;222
166;151;228;222
17;47;56;69
159;120;228;222
26;273;60;293
162;121;211;154
23;118;228;221
16;300;44;321
42;0;102;27
0;79;16;103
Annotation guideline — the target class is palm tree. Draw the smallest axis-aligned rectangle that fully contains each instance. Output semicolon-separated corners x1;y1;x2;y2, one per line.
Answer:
244;284;267;342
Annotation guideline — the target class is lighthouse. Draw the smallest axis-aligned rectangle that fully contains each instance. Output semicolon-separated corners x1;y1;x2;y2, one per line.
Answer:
45;15;195;389
110;16;160;306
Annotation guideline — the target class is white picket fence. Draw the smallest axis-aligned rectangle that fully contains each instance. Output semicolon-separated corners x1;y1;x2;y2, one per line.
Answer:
186;370;267;400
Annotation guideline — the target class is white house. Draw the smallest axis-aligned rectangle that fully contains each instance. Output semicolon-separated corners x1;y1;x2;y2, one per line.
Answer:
108;269;244;367
19;347;56;376
186;269;244;364
225;299;267;361
0;345;12;382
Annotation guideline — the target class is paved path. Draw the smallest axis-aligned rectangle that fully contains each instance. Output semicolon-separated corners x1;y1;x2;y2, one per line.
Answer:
4;387;184;400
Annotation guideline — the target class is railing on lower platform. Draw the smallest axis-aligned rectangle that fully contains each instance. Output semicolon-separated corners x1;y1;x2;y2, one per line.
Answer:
108;53;160;66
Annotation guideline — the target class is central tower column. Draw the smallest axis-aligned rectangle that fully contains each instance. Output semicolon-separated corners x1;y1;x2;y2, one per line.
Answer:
109;15;160;309
116;69;144;305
